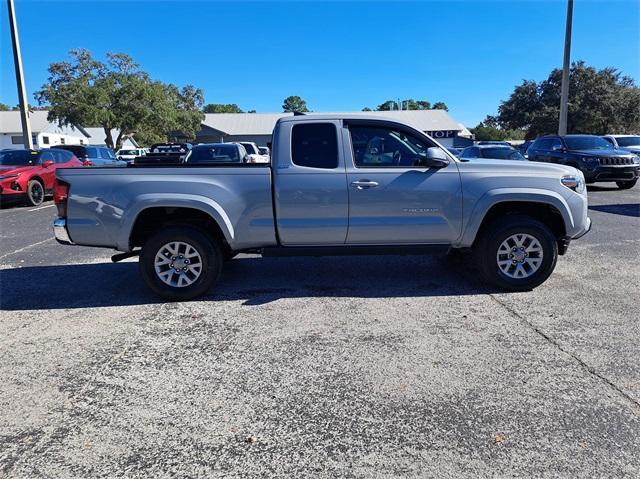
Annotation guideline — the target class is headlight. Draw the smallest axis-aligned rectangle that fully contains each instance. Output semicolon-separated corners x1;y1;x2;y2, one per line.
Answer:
561;175;585;194
632;156;640;165
0;173;20;180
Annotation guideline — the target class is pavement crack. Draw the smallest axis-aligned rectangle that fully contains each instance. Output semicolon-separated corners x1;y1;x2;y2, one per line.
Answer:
488;294;640;415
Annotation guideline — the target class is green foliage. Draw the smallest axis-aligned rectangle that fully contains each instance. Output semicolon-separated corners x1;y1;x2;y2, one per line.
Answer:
361;107;372;112
375;99;448;111
0;102;10;111
282;95;309;112
497;61;640;139
470;116;526;141
203;103;244;113
35;49;204;149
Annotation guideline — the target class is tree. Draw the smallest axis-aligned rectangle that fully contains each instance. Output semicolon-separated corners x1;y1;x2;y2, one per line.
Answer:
375;99;445;111
432;102;448;111
0;102;10;111
361;107;372;112
203;103;243;113
35;49;205;149
282;95;309;112
376;100;398;111
470;116;525;141
497;61;640;139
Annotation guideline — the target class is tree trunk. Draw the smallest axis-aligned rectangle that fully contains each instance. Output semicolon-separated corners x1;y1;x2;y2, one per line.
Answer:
103;126;114;149
115;130;133;151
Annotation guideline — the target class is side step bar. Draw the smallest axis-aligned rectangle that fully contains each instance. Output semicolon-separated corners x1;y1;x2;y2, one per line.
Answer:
261;245;449;257
111;250;140;263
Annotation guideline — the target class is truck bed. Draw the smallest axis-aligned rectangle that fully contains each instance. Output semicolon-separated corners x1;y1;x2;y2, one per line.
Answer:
56;165;277;252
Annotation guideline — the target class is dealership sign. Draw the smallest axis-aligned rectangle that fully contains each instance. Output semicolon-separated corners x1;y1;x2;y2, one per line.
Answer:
426;130;457;138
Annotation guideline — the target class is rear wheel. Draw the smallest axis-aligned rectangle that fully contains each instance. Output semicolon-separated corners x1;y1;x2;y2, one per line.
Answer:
139;226;222;301
473;216;558;291
616;179;637;189
26;179;44;206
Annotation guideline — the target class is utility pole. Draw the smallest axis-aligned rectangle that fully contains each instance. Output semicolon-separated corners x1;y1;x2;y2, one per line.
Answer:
7;0;33;149
558;0;573;136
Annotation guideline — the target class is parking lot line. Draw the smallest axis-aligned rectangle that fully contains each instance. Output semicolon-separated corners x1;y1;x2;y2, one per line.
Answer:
28;204;56;212
0;237;54;261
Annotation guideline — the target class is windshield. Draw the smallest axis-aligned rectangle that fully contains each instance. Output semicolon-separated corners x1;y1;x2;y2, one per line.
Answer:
184;145;241;163
480;147;526;160
241;143;258;154
564;136;611;150
614;136;640;147
117;149;138;155
0;150;38;166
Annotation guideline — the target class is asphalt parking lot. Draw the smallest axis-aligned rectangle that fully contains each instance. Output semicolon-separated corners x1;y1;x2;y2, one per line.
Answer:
1;185;639;478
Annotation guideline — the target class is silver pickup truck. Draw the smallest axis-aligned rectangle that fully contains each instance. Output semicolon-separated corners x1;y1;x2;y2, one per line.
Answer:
53;114;591;300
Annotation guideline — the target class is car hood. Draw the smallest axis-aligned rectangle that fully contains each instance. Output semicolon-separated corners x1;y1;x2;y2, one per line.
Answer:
459;158;578;176
0;165;34;176
620;146;640;154
571;149;635;158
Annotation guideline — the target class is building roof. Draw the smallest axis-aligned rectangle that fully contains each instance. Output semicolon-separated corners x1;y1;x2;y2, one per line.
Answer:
202;110;464;136
0;110;90;137
202;113;292;135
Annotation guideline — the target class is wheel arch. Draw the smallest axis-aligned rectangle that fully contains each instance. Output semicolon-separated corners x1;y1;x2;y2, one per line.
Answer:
119;194;234;251
460;189;573;248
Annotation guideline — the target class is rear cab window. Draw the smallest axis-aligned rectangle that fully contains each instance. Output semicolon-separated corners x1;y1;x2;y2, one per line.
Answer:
291;123;339;169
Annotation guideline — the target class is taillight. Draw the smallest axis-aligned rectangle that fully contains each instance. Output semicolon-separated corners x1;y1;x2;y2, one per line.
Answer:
83;160;93;167
53;179;70;217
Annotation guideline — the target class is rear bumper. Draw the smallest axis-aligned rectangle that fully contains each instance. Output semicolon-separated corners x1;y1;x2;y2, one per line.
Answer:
53;218;74;245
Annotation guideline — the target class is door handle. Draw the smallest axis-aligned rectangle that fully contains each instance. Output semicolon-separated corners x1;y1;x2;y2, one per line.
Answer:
351;180;379;189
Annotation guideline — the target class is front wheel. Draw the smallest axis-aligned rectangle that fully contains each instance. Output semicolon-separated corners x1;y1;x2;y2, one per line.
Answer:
26;179;45;206
139;226;223;301
473;216;558;291
616;179;637;190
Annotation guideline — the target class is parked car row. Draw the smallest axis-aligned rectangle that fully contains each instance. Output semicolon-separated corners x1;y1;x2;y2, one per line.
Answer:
129;142;271;166
456;134;640;189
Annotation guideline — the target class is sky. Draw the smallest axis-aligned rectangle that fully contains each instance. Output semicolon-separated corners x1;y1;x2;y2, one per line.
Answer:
1;0;638;127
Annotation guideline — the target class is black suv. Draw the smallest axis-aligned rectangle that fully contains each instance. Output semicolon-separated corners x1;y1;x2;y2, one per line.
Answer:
527;135;639;189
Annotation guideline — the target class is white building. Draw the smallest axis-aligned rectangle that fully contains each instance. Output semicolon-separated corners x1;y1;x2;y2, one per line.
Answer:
82;128;139;148
0;111;89;150
196;110;473;148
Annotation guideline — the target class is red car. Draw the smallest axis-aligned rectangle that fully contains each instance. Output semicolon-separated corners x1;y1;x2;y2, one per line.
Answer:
0;149;83;206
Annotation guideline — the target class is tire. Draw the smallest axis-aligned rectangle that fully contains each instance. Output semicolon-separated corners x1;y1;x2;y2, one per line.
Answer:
616;179;637;190
26;179;45;206
473;215;558;291
139;226;223;301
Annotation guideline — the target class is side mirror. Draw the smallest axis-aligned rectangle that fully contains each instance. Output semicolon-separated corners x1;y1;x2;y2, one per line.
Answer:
415;147;450;169
42;160;54;168
552;145;564;152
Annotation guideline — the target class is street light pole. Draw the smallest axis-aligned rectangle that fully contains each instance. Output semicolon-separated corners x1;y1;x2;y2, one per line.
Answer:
7;0;33;150
558;0;573;136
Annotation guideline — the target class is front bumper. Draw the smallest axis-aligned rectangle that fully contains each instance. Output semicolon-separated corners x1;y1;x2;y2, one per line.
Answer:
572;216;592;239
53;218;74;245
583;165;640;182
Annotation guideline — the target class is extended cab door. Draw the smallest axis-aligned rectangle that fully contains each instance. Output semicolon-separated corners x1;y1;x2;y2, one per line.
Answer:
344;121;463;244
273;120;349;245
